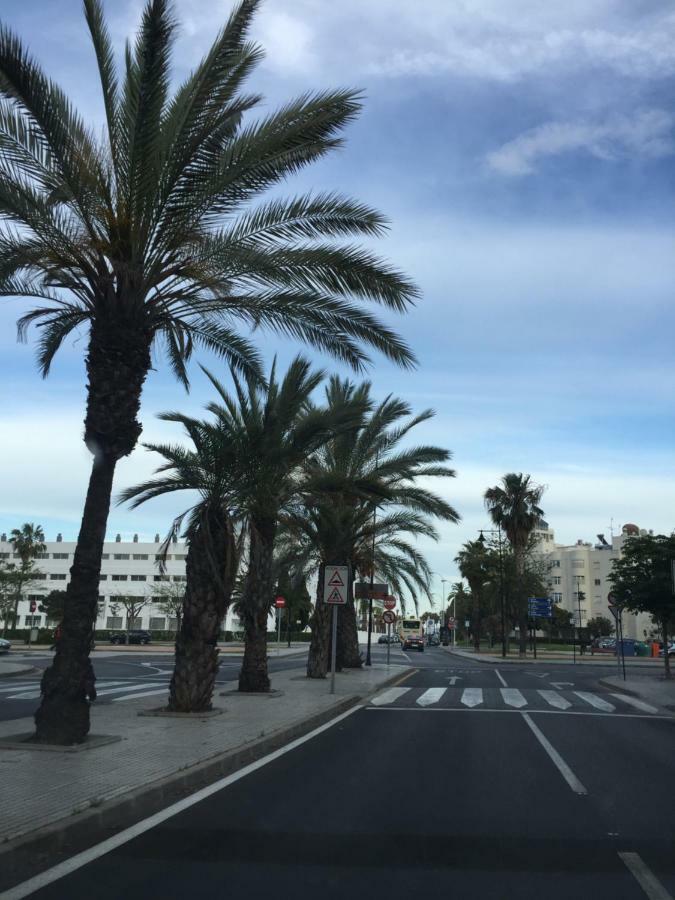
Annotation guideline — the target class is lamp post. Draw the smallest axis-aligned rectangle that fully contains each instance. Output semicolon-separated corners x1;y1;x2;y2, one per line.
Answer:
478;526;506;659
441;578;447;641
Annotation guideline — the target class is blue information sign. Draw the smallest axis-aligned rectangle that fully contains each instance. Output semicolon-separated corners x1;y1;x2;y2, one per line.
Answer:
528;597;553;618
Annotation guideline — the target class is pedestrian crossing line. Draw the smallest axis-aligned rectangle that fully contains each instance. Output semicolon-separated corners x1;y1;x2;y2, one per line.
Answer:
0;682;37;694
371;687;411;706
574;691;615;712
112;688;169;702
610;694;659;715
416;688;446;707
4;680;134;701
500;688;527;708
538;690;571;710
461;688;483;708
96;682;166;698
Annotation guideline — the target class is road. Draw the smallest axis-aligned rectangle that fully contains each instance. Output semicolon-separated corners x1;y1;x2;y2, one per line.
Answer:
6;645;674;900
0;650;307;723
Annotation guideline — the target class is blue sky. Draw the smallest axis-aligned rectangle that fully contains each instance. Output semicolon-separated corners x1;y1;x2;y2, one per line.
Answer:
1;0;675;609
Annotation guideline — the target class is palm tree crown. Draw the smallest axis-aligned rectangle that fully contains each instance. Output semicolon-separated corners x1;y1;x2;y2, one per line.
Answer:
484;473;545;559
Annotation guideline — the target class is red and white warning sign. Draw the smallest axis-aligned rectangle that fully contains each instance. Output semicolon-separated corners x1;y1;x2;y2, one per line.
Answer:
323;566;349;605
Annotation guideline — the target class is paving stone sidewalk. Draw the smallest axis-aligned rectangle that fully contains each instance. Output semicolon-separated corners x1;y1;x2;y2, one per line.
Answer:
0;663;409;853
597;672;675;710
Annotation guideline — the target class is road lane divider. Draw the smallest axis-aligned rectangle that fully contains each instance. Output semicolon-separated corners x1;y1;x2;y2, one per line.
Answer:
521;712;587;795
619;852;674;900
494;669;508;687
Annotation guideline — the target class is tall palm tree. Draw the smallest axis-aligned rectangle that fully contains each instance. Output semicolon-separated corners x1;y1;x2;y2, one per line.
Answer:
9;522;45;628
0;0;418;742
484;473;545;657
455;540;492;652
123;357;362;703
284;380;460;678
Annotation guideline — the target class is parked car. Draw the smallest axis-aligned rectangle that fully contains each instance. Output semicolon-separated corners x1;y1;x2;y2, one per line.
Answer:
109;630;152;645
590;637;615;655
0;637;11;654
427;634;440;646
658;644;675;657
377;634;399;644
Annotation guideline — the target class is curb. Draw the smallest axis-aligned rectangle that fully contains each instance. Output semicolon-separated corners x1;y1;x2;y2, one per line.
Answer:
597;678;640;698
0;665;39;679
0;665;409;893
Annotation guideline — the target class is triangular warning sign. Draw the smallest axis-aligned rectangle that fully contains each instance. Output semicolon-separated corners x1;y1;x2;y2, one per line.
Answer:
327;570;344;587
326;588;344;604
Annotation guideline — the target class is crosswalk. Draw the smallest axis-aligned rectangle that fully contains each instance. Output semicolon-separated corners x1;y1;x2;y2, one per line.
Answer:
369;686;663;716
0;680;170;703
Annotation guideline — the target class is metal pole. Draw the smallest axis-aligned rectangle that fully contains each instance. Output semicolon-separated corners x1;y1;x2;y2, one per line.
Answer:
386;621;391;667
366;455;378;667
499;527;506;658
619;611;626;681
330;605;338;694
533;617;537;659
277;608;281;655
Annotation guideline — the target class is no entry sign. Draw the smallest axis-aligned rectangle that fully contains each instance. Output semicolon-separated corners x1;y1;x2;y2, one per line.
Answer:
383;596;396;610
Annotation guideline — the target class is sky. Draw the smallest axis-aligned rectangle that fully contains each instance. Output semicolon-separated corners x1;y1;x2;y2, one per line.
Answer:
1;0;675;610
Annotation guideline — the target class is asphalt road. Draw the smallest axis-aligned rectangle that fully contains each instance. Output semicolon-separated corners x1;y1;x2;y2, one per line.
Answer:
9;646;675;900
0;650;308;723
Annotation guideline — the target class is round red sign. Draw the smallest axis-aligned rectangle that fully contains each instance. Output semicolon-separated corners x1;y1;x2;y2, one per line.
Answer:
274;596;286;608
383;597;396;610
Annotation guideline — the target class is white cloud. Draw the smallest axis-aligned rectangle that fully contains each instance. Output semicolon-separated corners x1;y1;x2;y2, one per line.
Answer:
487;109;675;175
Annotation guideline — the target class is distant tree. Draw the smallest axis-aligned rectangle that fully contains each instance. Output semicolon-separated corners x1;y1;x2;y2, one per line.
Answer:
8;523;46;628
274;569;312;647
0;562;21;633
609;533;675;678
38;590;67;624
111;594;150;634
586;616;614;639
150;582;186;633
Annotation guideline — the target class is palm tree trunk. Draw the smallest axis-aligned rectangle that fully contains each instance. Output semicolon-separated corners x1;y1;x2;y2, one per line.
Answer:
307;563;330;678
169;509;235;712
33;317;152;743
34;452;116;743
337;599;362;668
238;524;275;693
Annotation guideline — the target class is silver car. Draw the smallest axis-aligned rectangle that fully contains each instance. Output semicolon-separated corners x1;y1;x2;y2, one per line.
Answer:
0;637;11;654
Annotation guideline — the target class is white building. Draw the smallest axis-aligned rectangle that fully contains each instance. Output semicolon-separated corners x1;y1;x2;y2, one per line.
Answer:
0;533;243;634
533;522;653;639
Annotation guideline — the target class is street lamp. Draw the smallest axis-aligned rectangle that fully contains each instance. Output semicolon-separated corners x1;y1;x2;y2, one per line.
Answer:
477;526;506;659
440;578;447;641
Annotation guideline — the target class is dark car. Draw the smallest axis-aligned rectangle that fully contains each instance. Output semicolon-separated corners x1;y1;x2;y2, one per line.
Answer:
109;630;151;645
377;634;399;644
401;634;425;652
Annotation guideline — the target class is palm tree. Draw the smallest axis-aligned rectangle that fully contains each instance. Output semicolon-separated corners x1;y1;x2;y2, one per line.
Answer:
123;357;362;703
0;0;418;742
9;522;45;628
284;380;460;677
484;473;545;657
455;541;492;652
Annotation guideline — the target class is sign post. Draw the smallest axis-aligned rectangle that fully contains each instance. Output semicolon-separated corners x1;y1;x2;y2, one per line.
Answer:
324;566;349;694
383;609;396;667
607;592;625;680
528;598;552;661
274;596;285;655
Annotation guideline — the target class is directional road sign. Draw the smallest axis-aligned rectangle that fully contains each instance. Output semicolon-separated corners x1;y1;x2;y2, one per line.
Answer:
354;582;389;599
382;610;396;625
527;597;553;618
323;566;349;605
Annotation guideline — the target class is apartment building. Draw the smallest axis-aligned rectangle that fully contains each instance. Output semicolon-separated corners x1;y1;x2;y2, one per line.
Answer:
534;522;653;639
0;533;242;634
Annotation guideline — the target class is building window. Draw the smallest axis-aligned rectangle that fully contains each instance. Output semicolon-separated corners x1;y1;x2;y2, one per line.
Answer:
154;575;170;582
25;615;42;626
106;616;123;630
0;552;9;559
157;554;171;562
149;617;166;631
99;574;108;581
52;552;69;559
50;574;67;581
553;576;561;585
130;575;147;582
168;618;178;632
127;616;142;629
174;554;187;561
573;575;585;584
551;560;560;568
133;554;149;560
27;594;43;604
594;579;601;586
111;574;128;581
572;560;584;568
552;592;563;602
173;575;186;582
114;553;130;560
36;552;49;559
101;553;109;560
33;573;48;580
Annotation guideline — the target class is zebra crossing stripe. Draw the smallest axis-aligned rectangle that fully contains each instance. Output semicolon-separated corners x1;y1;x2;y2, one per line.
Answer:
461;688;483;708
0;683;37;694
371;687;411;706
96;682;166;698
500;688;527;708
610;694;658;714
574;691;615;712
416;688;446;707
538;690;571;710
112;688;169;702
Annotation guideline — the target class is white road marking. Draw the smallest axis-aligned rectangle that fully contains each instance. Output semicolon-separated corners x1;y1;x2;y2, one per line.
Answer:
538;690;571;710
7;681;131;700
366;707;674;721
521;712;587;795
574;691;615;712
447;676;461;685
1;704;364;900
495;669;508;687
112;688;169;702
551;682;574;689
619;851;674;900
0;683;38;694
500;688;527;708
461;688;483;708
371;687;411;706
611;694;658;715
416;688;446;707
95;682;166;698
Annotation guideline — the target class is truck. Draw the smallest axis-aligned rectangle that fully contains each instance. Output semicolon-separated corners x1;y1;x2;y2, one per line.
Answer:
398;616;424;652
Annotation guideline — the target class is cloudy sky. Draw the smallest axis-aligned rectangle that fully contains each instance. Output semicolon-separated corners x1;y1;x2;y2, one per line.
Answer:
1;0;674;608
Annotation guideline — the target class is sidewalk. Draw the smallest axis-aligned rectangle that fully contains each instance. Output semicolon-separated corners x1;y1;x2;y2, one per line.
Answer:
597;672;675;710
0;662;410;890
0;659;37;678
11;642;310;657
445;646;662;668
